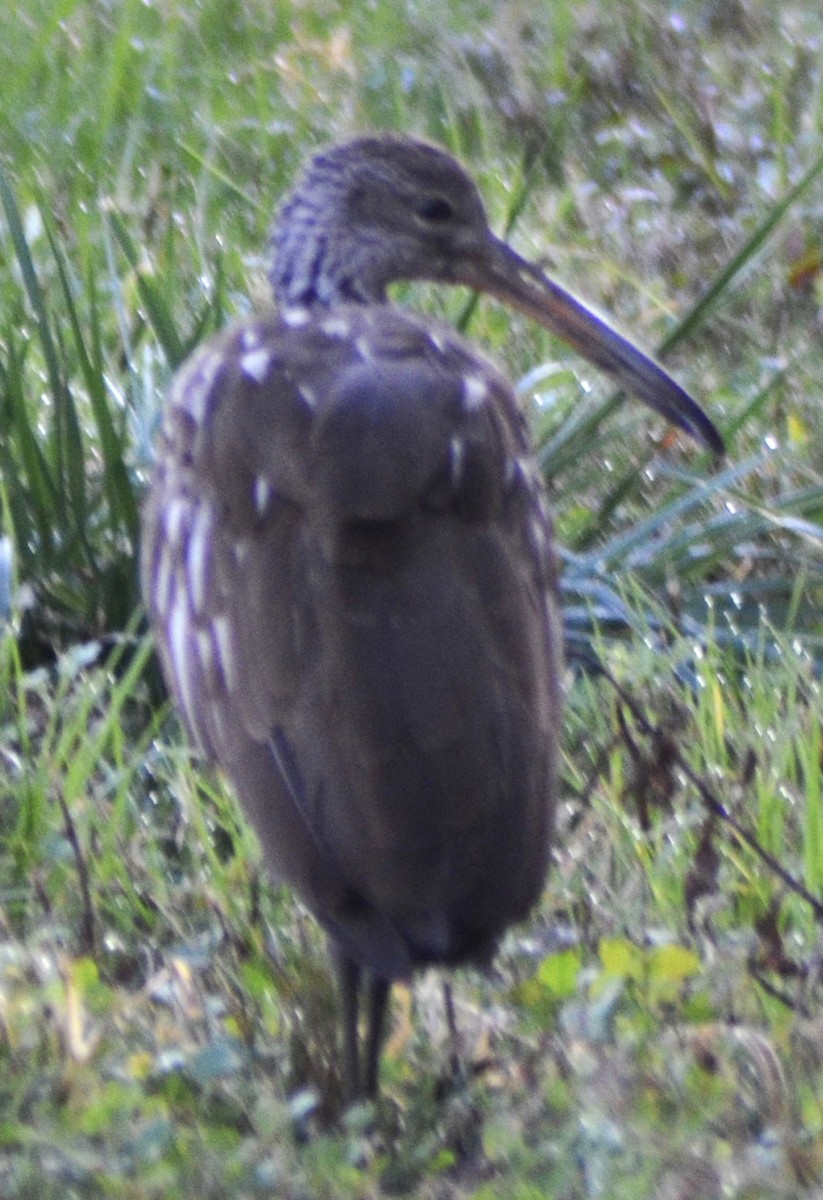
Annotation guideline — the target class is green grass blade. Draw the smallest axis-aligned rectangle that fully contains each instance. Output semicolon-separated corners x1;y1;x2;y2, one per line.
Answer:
658;148;823;355
0;162;64;420
0;333;58;564
106;208;185;367
42;208;140;544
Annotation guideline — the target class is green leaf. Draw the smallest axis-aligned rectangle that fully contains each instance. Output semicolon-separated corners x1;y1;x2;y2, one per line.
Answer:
648;944;700;984
599;937;645;981
536;948;582;998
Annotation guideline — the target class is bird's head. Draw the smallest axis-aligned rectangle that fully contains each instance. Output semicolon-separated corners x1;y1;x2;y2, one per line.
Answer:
270;134;723;455
270;134;497;306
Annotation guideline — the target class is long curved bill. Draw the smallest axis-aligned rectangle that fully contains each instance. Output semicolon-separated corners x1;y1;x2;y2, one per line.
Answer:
457;234;724;456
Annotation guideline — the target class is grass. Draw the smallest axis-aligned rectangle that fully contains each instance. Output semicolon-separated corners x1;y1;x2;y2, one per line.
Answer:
2;0;823;1195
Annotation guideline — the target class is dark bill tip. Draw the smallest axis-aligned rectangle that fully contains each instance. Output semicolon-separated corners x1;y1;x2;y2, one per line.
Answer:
458;238;725;456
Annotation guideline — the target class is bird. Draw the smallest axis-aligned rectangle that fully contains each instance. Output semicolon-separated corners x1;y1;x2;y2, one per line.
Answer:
141;133;723;1103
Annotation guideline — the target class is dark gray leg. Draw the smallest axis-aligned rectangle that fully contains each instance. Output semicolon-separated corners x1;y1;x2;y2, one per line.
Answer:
443;980;461;1079
337;953;361;1102
336;953;391;1102
363;976;391;1099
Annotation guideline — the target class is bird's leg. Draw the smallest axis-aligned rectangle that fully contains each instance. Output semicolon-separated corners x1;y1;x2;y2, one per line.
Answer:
442;980;462;1081
336;953;362;1102
363;976;391;1100
336;954;390;1102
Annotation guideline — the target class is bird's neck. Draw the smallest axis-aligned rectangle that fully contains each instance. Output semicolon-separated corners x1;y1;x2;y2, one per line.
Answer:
274;271;383;310
269;202;389;309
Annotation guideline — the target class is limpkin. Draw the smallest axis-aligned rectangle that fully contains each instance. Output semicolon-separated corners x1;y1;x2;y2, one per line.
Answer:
142;134;722;1101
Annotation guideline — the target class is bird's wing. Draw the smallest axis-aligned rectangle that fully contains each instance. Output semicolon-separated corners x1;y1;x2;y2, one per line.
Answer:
142;308;561;965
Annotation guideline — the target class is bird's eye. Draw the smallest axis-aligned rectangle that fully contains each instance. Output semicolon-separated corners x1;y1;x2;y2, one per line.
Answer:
415;196;456;224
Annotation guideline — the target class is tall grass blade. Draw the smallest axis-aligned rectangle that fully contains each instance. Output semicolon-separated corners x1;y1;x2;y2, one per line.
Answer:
107;208;185;367
658;149;823;355
42;209;140;544
0;333;57;563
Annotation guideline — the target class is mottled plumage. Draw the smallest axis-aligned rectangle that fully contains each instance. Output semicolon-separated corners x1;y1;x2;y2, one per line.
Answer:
142;134;721;1100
